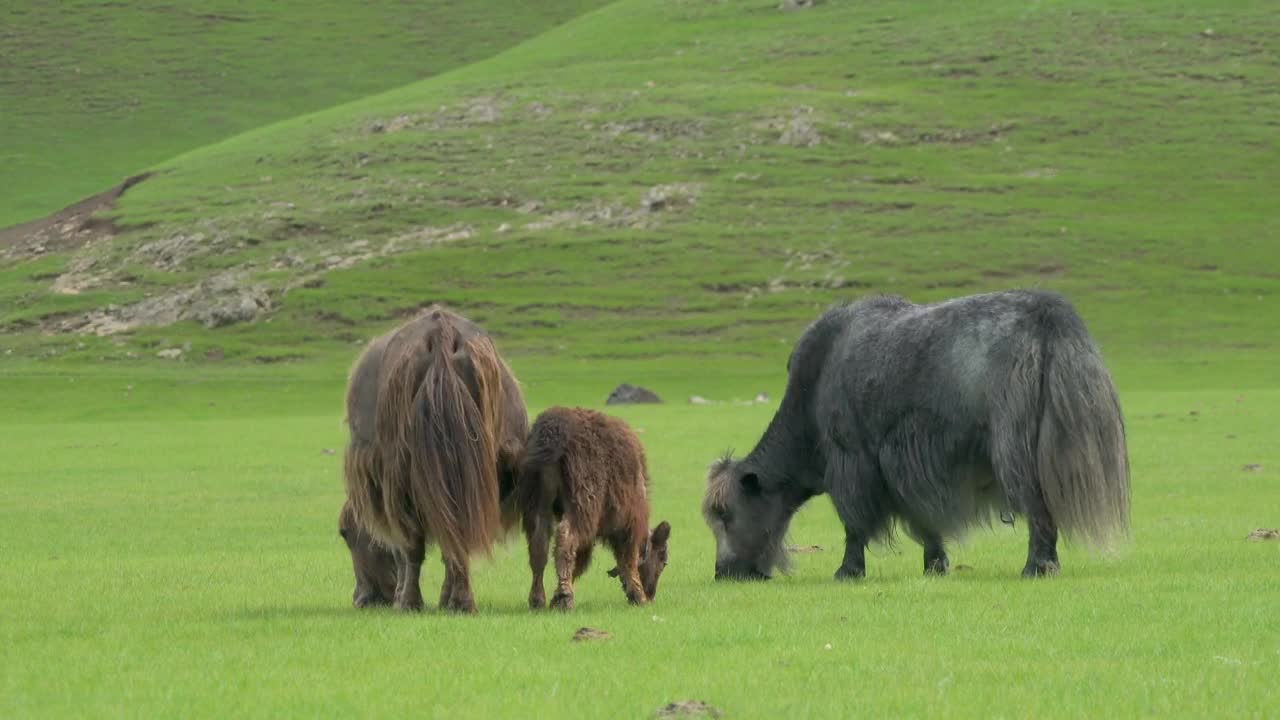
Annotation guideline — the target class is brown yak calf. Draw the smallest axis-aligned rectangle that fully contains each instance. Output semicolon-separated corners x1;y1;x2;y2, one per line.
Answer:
518;406;671;610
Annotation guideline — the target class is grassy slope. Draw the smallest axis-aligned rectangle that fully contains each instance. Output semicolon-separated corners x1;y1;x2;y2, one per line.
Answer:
1;370;1276;718
0;0;611;226
3;0;1277;391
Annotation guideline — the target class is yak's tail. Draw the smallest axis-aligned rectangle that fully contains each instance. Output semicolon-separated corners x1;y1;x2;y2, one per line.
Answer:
514;408;573;514
379;313;505;560
1035;298;1131;549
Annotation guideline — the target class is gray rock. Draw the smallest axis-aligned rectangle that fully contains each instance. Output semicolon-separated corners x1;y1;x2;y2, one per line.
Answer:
606;384;662;405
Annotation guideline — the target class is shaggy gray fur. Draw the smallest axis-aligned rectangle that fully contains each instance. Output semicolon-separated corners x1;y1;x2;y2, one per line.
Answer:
702;289;1130;580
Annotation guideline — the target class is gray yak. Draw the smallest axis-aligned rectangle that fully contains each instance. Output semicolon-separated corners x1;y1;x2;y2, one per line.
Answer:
703;289;1129;581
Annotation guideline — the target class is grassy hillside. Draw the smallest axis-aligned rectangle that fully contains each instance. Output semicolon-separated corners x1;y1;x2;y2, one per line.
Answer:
3;0;1277;389
0;0;611;226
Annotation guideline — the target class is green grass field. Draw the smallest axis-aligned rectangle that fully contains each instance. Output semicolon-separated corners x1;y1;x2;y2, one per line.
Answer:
1;0;1278;717
2;364;1277;717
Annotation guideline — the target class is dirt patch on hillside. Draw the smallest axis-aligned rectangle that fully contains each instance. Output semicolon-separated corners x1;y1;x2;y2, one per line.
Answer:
0;173;151;259
54;271;272;336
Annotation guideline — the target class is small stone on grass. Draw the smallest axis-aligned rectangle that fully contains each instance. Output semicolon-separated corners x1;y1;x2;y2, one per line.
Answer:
572;627;611;642
656;700;722;718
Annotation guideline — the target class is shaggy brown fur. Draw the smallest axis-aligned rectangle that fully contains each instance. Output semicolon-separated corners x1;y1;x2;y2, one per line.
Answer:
342;305;528;613
517;406;671;610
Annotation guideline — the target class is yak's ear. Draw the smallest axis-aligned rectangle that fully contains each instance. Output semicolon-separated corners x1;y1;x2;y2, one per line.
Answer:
740;472;762;496
652;521;671;547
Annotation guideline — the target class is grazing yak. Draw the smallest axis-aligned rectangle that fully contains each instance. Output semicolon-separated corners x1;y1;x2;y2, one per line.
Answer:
518;406;671;610
342;306;528;612
703;289;1129;581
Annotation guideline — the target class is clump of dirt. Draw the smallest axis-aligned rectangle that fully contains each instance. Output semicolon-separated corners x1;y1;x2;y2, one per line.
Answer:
525;102;554;120
363;97;506;135
1242;463;1264;472
600;118;706;143
861;122;1018;147
656;700;723;718
0;173;151;260
522;183;699;233
1245;528;1278;541
641;183;701;212
787;544;825;553
428;97;506;128
50;255;110;295
367;114;419;134
780;114;822;147
703;245;864;305
859;130;902;145
523;203;636;231
130;231;229;271
571;627;611;642
780;0;820;10
382;223;475;255
756;107;822;147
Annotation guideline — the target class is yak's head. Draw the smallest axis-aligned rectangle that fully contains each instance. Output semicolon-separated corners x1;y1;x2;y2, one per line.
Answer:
702;454;791;581
338;501;399;608
608;521;672;600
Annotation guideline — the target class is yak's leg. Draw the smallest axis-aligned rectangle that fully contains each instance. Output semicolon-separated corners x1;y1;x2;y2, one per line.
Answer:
926;535;947;573
440;553;478;613
1021;489;1060;578
609;530;647;605
834;526;868;581
524;510;551;610
923;535;950;575
394;540;426;612
549;521;580;611
392;548;409;602
572;545;594;580
992;415;1061;577
437;557;456;609
907;521;949;575
988;375;1060;578
830;452;888;581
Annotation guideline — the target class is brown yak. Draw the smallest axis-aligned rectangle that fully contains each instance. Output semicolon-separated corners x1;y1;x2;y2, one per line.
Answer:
341;306;528;613
517;406;671;610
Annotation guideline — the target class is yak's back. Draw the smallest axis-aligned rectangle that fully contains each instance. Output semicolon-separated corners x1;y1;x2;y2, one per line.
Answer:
527;407;645;479
521;406;648;520
345;307;492;442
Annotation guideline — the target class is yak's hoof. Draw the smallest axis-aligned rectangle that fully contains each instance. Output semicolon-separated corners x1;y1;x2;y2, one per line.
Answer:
394;595;425;613
834;566;865;581
442;595;478;614
353;593;391;609
925;558;950;576
528;592;547;611
550;592;575;612
1021;559;1060;578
